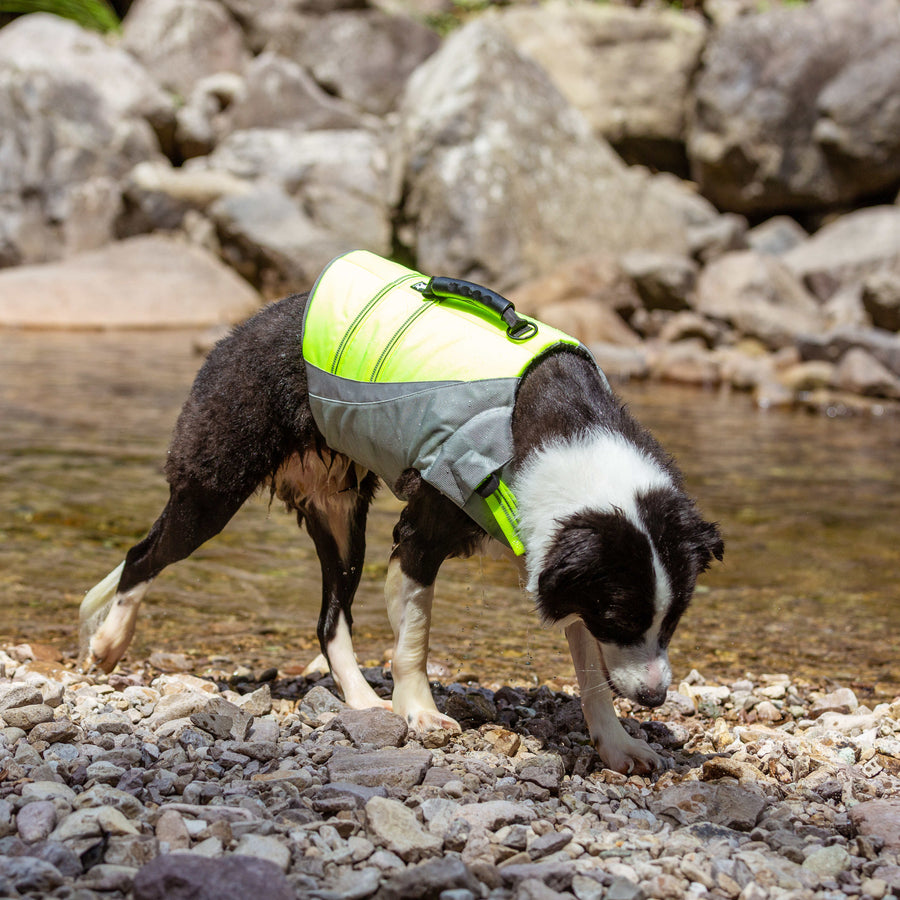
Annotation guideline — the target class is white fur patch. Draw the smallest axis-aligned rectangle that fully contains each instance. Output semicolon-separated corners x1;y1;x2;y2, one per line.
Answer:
512;429;672;595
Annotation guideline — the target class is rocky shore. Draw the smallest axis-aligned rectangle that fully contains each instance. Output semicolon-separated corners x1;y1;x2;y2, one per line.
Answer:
1;644;898;900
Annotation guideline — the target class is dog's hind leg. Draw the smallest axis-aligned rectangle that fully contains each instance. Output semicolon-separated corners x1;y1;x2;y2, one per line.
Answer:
283;452;386;710
80;483;249;673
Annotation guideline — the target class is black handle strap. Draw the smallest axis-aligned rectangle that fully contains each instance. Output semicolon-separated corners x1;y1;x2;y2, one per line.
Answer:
414;276;538;341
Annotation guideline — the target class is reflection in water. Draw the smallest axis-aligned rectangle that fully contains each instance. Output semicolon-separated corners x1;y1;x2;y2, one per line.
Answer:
2;330;898;699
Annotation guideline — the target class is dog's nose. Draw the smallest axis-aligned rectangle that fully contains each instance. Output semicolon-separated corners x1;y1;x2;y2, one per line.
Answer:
635;685;668;709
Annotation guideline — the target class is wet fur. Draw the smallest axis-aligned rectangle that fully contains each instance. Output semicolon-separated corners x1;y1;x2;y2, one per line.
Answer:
81;288;722;774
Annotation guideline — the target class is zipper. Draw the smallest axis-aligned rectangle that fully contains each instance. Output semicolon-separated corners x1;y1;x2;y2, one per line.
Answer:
370;300;437;382
330;274;421;375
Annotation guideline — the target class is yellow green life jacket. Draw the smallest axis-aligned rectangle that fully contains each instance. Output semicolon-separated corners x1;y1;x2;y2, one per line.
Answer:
301;250;601;554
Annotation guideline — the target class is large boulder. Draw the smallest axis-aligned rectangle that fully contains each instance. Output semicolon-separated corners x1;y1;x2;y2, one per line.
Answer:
0;235;260;328
210;183;350;297
689;0;900;215
393;20;720;290
292;9;440;116
692;250;823;349
0;13;172;129
0;60;160;266
782;206;900;301
490;1;707;172
210;128;392;255
121;0;250;97
223;53;361;132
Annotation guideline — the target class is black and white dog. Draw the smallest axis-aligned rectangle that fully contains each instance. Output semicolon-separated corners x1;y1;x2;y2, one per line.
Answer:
80;273;722;775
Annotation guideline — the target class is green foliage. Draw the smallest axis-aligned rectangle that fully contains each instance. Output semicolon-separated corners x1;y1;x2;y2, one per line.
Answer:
0;0;120;33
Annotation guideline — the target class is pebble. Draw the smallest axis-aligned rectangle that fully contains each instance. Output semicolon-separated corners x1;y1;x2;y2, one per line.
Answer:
0;645;897;900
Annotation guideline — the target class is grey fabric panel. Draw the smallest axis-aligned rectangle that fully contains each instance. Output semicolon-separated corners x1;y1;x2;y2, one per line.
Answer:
307;365;517;509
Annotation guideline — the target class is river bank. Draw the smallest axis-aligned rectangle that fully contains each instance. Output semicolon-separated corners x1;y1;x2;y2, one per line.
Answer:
1;644;898;899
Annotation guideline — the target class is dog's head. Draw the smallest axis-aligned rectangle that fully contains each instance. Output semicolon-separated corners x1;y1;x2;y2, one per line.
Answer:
535;487;724;707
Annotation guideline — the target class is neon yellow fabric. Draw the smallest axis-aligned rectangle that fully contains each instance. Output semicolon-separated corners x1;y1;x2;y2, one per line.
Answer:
303;250;580;386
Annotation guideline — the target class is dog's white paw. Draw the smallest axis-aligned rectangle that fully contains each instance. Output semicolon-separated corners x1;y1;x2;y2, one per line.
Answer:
403;708;462;735
593;730;663;776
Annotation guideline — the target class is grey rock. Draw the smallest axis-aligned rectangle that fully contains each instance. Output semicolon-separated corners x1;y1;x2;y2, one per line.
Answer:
364;796;442;862
0;12;172;129
830;348;900;400
295;9;440;116
122;0;249;96
648;782;766;831
518;879;572;900
746;216;809;257
225;53;360;133
689;0;900;214
394;19;719;290
529;829;573;860
234;684;272;717
801;844;851;878
0;855;64;894
455;800;536;831
104;834;159;868
84;710;134;735
207;128;394;257
26;717;81;745
376;854;480;900
191;695;252;741
49;806;139;842
492;2;706;172
862;269;900;332
693;250;822;349
210;183;348;296
622;251;697;312
849;798;900;852
312;781;388;815
332;707;409;748
1;704;54;731
783;206;900;301
797;326;900;378
232;833;291;872
605;878;646;900
15;800;56;843
74;785;145;820
498;861;574;892
327;747;432;790
0;683;44;711
317;864;381;900
0;235;260;329
132;853;294;900
0;799;14;838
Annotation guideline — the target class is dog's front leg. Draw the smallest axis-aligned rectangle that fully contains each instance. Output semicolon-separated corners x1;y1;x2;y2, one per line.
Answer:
384;558;461;734
565;619;662;775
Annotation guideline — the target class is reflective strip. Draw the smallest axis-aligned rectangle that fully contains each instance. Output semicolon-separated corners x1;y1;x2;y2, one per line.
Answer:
483;480;525;556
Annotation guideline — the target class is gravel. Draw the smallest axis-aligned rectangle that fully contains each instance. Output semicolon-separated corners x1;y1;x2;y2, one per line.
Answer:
0;645;898;900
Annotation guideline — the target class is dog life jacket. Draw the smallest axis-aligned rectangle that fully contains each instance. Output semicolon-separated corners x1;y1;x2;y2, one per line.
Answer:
301;250;602;554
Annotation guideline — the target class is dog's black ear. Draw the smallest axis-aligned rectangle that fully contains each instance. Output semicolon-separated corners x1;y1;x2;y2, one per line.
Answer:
638;488;723;577
695;518;724;572
536;509;655;636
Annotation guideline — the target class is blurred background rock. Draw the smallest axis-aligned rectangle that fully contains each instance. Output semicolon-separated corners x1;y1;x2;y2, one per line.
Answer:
2;0;900;411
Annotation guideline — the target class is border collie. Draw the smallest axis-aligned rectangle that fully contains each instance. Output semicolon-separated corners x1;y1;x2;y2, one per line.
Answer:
80;259;722;775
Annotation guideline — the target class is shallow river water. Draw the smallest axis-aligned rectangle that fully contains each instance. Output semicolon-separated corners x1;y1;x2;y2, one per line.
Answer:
2;330;899;700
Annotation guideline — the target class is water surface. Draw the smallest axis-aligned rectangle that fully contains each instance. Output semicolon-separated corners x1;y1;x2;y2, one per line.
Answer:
2;331;898;699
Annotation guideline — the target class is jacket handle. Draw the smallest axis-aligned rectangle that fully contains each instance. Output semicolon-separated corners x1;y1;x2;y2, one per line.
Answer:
414;276;538;341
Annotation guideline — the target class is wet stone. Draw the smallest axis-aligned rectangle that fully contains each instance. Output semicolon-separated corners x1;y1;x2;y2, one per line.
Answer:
331;707;409;748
